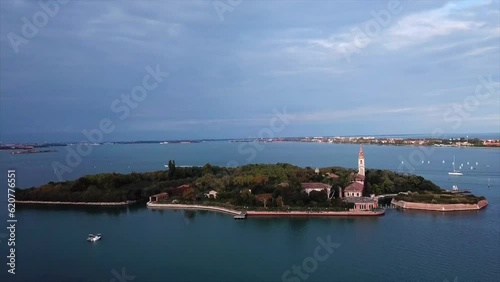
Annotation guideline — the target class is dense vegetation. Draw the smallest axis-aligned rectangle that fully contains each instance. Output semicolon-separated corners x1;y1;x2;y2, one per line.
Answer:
17;162;442;209
394;191;485;204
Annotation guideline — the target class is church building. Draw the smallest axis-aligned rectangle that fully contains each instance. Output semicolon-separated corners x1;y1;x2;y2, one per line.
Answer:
342;145;379;210
343;146;365;197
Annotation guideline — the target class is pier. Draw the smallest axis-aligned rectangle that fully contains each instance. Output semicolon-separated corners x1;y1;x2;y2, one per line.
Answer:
234;212;247;220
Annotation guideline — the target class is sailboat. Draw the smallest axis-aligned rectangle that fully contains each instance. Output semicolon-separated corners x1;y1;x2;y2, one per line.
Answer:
448;155;463;176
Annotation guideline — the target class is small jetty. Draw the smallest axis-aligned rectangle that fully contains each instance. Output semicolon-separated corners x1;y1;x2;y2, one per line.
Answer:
446;185;471;194
234;212;247;220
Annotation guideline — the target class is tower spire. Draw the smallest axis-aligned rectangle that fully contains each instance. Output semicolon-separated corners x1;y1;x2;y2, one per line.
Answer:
358;145;365;176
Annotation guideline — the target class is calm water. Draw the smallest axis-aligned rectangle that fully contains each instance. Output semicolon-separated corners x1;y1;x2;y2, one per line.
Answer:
1;143;499;282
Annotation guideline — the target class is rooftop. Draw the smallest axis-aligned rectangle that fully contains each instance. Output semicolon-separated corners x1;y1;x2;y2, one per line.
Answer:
344;182;364;192
301;182;331;190
151;192;169;197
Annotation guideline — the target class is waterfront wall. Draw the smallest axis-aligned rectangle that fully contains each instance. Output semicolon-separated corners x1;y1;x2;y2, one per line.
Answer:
146;203;385;217
391;199;488;211
16;200;135;206
146;202;242;215
246;210;384;217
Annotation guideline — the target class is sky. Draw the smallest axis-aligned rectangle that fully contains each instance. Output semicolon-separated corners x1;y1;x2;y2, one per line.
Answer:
0;0;499;143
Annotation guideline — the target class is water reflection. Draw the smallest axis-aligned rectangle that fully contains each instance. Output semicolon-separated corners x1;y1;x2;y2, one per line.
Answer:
396;207;484;218
18;203;146;216
183;210;197;223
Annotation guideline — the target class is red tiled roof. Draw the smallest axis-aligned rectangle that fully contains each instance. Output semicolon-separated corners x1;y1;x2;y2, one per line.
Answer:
175;185;190;192
327;173;339;179
301;183;331;190
344;182;364;192
151;192;169;198
359;145;364;158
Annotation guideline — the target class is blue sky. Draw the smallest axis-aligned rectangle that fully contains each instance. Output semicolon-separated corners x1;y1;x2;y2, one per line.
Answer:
1;0;499;142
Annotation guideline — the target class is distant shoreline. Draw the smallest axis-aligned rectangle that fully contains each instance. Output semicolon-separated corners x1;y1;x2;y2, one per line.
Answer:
1;134;499;149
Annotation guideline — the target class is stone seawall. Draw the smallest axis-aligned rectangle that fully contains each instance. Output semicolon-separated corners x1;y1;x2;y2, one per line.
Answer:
146;203;242;215
146;203;385;217
16;200;136;206
391;199;488;212
246;210;385;217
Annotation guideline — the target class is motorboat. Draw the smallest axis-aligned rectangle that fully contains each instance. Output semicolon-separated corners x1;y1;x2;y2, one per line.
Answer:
87;233;102;242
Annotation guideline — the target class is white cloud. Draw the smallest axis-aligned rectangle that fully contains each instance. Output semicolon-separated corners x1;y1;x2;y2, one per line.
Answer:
383;1;489;50
280;0;495;61
462;46;499;57
385;17;482;50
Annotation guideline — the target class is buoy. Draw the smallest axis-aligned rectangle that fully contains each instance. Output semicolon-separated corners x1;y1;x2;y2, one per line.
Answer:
428;161;430;164
443;160;445;164
467;162;469;165
476;162;478;165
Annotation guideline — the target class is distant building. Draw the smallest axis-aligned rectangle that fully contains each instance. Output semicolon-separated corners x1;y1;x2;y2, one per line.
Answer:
205;190;218;199
301;182;332;198
357;145;365;177
344;182;364;197
343;145;365;198
344;196;378;210
176;184;190;191
484;140;500;147
326;172;339;180
149;192;169;202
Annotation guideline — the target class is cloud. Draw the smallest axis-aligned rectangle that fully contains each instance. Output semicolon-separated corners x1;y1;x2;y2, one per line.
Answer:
1;0;499;142
461;46;499;57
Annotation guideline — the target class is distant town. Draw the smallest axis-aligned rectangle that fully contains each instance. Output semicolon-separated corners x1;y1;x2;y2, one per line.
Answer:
1;135;499;151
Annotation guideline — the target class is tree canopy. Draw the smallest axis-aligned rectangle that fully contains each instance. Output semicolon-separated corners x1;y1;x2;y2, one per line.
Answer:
17;163;441;210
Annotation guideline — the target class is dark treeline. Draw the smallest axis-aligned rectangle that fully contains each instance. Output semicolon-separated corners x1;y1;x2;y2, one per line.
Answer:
16;162;441;209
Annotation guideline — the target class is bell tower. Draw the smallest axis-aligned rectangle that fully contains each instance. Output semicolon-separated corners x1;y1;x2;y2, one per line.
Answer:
358;145;365;176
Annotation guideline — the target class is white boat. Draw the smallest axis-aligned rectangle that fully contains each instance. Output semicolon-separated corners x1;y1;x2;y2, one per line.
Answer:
87;233;101;242
448;155;463;176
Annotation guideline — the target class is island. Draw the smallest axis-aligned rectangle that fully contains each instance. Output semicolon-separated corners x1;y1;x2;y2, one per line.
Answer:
16;146;488;216
391;191;488;211
10;149;58;155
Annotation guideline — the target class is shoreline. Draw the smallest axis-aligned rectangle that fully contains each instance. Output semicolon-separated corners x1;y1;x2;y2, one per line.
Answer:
391;199;488;212
16;200;136;206
146;202;385;217
146;202;242;215
246;210;385;217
